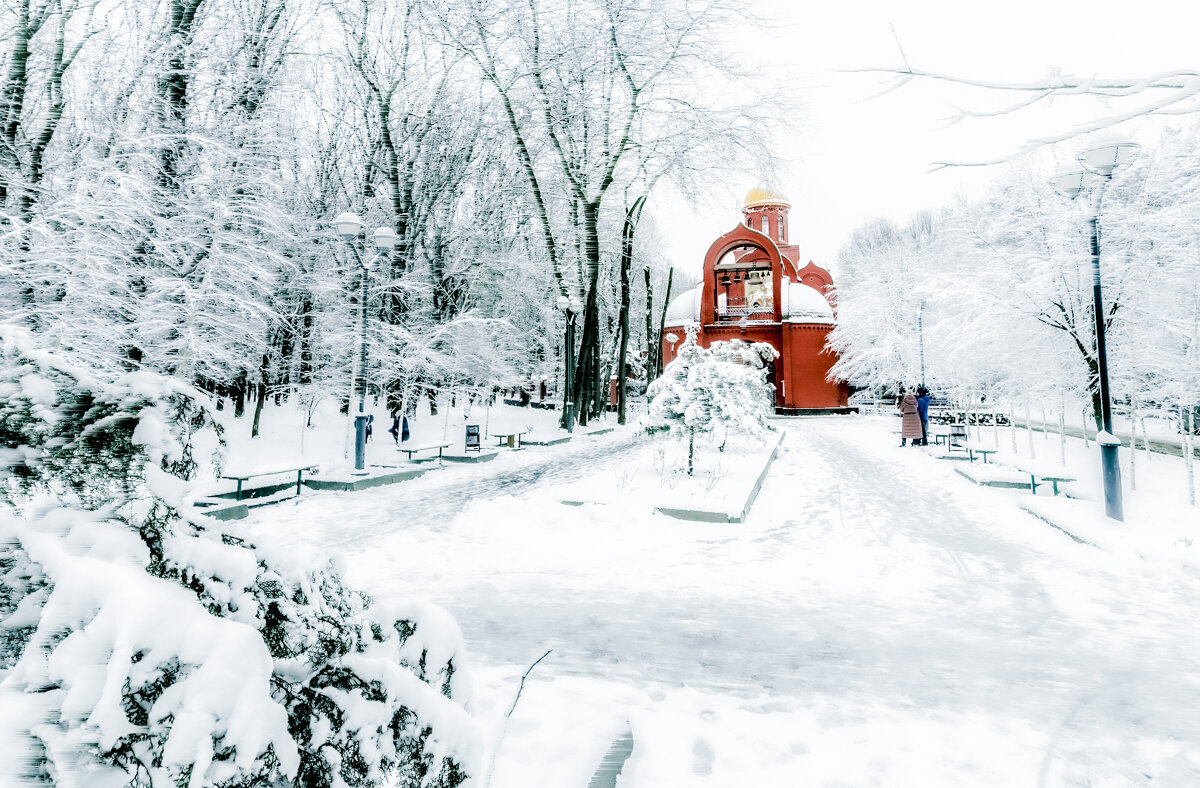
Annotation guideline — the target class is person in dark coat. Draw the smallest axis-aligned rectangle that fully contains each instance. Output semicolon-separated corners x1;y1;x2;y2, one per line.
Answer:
915;386;931;446
387;411;411;445
897;387;922;446
364;413;374;443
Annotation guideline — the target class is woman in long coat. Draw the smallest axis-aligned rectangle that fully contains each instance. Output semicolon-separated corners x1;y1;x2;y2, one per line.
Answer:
897;388;923;446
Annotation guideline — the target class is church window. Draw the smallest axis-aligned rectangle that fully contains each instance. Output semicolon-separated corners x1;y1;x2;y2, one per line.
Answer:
761;215;769;234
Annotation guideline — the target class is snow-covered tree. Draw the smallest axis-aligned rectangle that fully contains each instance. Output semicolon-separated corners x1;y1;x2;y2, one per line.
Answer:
642;324;777;474
0;328;477;787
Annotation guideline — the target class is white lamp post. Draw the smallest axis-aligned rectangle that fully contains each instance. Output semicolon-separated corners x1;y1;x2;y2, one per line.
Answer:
338;211;397;474
1051;137;1140;522
335;212;364;240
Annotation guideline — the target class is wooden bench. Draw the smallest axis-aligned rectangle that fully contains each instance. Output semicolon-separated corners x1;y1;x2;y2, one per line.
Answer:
1003;459;1077;495
398;441;451;461
491;430;527;449
220;465;316;501
929;428;951;447
962;441;999;464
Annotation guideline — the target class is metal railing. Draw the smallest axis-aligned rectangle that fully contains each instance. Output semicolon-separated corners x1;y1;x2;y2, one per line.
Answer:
716;296;774;322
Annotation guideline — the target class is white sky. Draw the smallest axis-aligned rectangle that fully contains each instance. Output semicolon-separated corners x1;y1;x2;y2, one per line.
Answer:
660;0;1200;277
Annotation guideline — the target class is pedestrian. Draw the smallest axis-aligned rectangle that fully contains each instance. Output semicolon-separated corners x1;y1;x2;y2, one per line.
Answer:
364;413;374;443
897;386;922;447
915;386;931;446
387;410;411;445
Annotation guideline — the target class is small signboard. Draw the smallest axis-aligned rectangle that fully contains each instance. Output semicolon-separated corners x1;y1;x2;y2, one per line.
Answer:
465;424;481;452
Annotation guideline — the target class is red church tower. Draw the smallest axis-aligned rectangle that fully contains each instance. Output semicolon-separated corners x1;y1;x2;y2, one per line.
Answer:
661;187;851;413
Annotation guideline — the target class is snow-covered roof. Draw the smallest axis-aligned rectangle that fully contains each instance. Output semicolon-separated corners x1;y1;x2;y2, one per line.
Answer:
781;282;834;324
664;283;702;326
664;281;833;326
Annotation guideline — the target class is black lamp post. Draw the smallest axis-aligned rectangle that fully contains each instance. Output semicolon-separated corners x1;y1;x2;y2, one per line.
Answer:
335;212;397;473
556;295;583;433
1051;138;1140;522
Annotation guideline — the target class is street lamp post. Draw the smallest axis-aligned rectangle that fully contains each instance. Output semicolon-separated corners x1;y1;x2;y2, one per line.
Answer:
556;295;583;433
1051;138;1140;522
918;299;926;388
335;212;397;473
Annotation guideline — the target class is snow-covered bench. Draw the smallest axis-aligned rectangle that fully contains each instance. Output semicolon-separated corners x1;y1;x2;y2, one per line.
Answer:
220;464;317;501
1001;458;1077;495
490;430;527;449
962;441;999;464
398;441;451;462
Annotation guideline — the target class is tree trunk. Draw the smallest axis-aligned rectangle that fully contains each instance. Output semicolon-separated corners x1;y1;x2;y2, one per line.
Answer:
688;428;695;476
297;297;315;385
1024;398;1036;459
656;268;674;377
570;200;604;426
1128;397;1137;490
1185;407;1196;506
158;0;204;188
643;265;657;384
617;197;645;425
251;353;269;438
0;3;35;205
1058;395;1067;466
233;370;247;418
250;374;267;436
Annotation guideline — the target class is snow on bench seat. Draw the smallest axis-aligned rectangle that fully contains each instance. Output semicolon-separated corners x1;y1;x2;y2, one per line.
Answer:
398;441;451;460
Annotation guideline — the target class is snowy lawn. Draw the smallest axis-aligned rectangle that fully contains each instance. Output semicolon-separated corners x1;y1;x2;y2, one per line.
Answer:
553;429;782;521
193;398;616;498
245;415;1200;786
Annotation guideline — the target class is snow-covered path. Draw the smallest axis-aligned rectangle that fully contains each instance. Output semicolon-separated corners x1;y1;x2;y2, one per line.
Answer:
249;417;1200;786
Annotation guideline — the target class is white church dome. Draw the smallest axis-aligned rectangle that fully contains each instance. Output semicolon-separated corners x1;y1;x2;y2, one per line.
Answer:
781;282;834;324
664;283;702;325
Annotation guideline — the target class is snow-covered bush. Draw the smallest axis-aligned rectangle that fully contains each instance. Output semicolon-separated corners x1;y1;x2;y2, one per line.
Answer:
642;324;777;473
0;329;477;787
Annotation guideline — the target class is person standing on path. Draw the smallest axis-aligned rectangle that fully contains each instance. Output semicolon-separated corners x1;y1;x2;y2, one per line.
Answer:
388;411;411;445
897;387;923;447
915;386;931;446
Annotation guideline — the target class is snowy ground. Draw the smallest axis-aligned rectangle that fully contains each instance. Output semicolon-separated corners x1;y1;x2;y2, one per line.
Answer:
243;414;1200;786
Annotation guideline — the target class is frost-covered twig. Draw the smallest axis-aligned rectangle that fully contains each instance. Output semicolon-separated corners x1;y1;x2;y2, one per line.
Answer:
506;648;553;718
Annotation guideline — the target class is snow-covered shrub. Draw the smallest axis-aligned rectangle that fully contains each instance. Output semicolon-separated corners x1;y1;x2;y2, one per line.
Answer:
642;324;777;473
0;328;477;787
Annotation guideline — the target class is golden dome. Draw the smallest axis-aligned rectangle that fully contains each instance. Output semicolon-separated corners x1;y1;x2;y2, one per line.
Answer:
743;186;790;209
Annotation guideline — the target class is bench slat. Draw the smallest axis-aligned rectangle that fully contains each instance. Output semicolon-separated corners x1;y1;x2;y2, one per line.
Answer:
399;441;451;452
221;465;315;480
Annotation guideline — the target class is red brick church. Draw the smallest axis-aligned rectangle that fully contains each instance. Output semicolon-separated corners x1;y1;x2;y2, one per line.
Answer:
662;187;851;413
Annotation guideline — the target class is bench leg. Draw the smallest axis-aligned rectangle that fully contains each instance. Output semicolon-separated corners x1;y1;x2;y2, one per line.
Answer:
236;479;243;502
1052;480;1060;496
296;470;302;497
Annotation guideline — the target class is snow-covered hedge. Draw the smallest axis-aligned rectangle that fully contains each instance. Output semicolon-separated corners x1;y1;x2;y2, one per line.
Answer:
643;325;777;471
0;329;477;787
